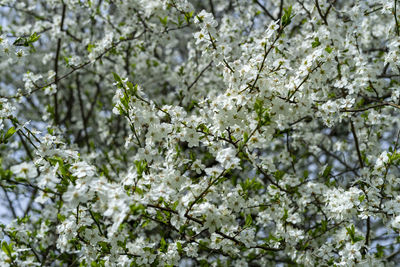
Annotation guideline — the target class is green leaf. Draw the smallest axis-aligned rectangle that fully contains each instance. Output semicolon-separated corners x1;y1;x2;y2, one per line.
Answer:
126;81;137;96
159;16;168;26
282;208;288;222
303;170;309;179
120;95;129;110
87;43;96;53
176;242;183;254
28;32;40;43
253;98;271;126
322;165;332;178
346;225;364;244
321;220;327;232
311;37;321;48
57;213;66;222
325;46;333;53
63;56;70;65
243;132;249;143
112;72;123;84
185;11;194;24
135;160;149;177
281;6;294;27
240;177;263;192
375;244;385;258
273;170;285;181
4;127;16;140
160;237;167;252
245;214;253;227
2;241;13;257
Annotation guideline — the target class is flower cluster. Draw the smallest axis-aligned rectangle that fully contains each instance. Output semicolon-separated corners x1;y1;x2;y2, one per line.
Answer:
0;0;399;266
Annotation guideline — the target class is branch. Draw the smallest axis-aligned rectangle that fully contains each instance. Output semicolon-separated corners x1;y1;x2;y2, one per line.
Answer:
76;74;90;151
53;3;67;125
253;0;277;20
184;169;226;218
395;0;399;36
350;120;364;169
278;0;284;19
187;61;213;91
341;102;400;112
247;27;285;93
350;120;370;250
287;61;323;100
1;186;17;218
315;0;328;25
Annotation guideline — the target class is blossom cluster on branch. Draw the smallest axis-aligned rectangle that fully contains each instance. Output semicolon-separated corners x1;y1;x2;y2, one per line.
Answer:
0;0;399;266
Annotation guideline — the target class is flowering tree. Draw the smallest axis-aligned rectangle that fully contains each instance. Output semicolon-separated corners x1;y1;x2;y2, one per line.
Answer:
0;0;399;266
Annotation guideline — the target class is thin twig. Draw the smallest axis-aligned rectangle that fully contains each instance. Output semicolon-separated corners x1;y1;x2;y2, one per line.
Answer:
254;0;277;20
53;3;67;125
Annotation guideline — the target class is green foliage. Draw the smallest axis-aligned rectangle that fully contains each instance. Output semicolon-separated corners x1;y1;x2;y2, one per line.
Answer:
346;225;364;244
0;127;16;144
254;99;271;126
311;37;321;48
13;32;40;48
281;6;294;27
245;213;253;227
159;16;168;26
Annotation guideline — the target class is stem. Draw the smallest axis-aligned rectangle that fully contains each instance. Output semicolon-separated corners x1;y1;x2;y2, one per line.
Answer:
53;3;67;125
